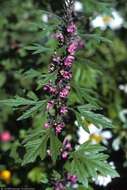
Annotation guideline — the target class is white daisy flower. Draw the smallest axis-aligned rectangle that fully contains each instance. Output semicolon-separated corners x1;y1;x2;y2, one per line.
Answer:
77;123;112;144
91;10;123;30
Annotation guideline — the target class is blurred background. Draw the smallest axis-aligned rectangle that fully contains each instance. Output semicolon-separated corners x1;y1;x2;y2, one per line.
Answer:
0;0;127;189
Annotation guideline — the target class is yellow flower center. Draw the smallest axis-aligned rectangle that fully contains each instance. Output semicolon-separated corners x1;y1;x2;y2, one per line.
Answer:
90;134;103;143
102;16;113;24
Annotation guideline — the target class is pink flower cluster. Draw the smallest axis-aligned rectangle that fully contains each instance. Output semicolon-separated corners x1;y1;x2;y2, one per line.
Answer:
59;86;70;98
52;56;61;65
43;84;57;95
55;122;65;135
60;70;72;80
64;55;75;67
55;32;64;43
67;41;78;55
60;106;68;114
55;182;65;190
67;22;76;34
43;18;84;137
67;174;77;184
61;138;72;160
67;39;84;55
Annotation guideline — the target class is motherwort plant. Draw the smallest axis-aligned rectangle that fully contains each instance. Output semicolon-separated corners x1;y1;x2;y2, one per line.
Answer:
0;0;119;189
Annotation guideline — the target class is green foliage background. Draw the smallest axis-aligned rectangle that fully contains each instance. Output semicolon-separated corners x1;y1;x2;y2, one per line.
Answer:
0;0;127;189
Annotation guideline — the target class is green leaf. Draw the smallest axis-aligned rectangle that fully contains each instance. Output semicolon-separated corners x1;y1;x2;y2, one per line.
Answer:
22;128;50;165
78;106;113;129
23;69;57;90
27;91;39;101
77;104;101;111
51;170;61;181
23;69;42;79
9;140;21;163
28;167;48;184
25;43;53;54
50;130;62;163
75;111;90;133
0;96;37;107
72;84;100;106
22;127;46;144
17;100;46;120
37;72;57;90
0;96;46;121
22;128;62;165
39;136;49;160
65;142;119;187
82;0;112;15
81;34;112;44
77;141;107;153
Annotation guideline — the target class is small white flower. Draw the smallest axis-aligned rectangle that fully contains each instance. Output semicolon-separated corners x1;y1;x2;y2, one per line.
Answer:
42;14;48;23
93;162;116;186
74;1;83;12
119;84;127;94
78;126;90;144
91;10;123;30
94;175;112;186
109;161;116;169
101;130;112;145
112;137;121;151
109;10;123;29
77;123;112;144
91;15;107;30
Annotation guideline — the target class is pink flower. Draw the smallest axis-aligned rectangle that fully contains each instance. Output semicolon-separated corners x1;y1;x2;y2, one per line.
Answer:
55;123;65;134
67;42;78;55
50;86;57;94
55;32;64;42
60;106;68;114
43;84;50;91
62;151;68;159
59;123;65;128
64;55;75;67
60;86;70;98
67;22;76;33
55;182;65;190
52;56;61;64
63;139;72;151
56;126;62;134
44;123;50;128
60;70;72;80
0;131;12;142
47;100;54;110
44;84;57;95
67;174;77;184
65;142;72;151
